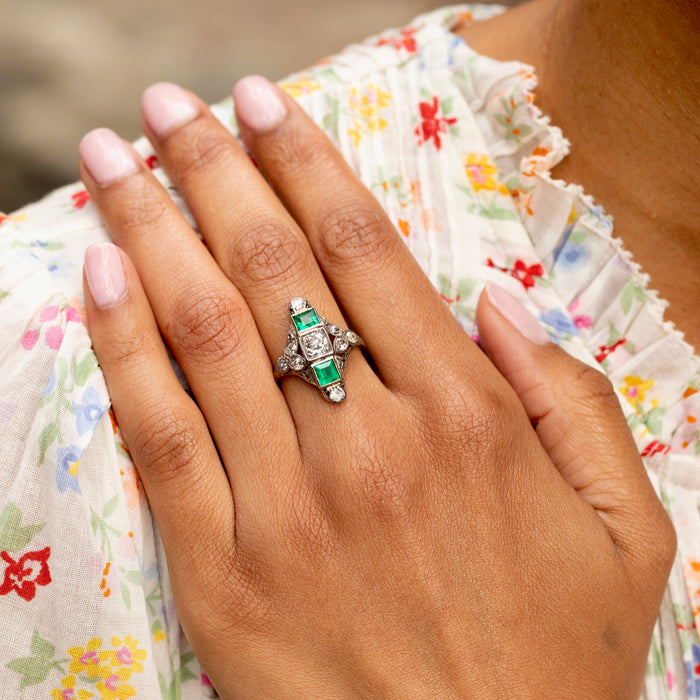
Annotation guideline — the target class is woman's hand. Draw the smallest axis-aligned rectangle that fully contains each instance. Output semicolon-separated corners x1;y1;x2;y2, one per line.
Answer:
79;77;675;698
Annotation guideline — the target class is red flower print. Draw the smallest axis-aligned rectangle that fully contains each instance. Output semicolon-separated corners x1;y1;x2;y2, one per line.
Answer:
486;258;544;290
71;190;91;209
510;259;544;289
640;440;671;458
0;547;52;601
415;97;457;150
145;155;160;169
376;28;417;53
0;214;7;227
595;338;627;363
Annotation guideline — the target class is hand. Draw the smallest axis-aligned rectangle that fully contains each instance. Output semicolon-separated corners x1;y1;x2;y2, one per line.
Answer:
79;77;675;698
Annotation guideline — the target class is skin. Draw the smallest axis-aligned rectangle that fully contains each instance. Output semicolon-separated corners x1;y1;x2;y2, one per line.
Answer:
459;0;700;350
78;2;683;697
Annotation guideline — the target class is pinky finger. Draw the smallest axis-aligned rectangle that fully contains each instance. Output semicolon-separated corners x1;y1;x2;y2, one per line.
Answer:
83;243;235;577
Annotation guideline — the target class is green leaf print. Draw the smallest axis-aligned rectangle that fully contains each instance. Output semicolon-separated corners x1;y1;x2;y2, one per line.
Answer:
121;581;132;611
0;503;45;552
6;631;63;689
38;419;60;465
72;351;98;387
322;94;340;142
0;290;9;302
645;406;665;435
620;279;645;315
568;230;588;244
102;494;119;519
29;630;55;659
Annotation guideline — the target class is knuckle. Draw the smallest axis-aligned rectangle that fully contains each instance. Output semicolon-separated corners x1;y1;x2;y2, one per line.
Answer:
570;362;617;404
318;204;396;270
262;129;331;177
130;404;202;487
171;124;233;184
233;222;309;285
111;178;171;233
94;319;155;371
165;287;249;362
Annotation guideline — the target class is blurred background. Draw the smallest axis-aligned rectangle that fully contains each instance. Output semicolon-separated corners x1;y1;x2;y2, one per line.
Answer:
0;0;518;213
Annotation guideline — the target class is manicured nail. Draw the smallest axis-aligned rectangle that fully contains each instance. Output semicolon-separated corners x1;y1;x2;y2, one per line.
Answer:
79;128;139;187
233;75;287;132
484;282;550;344
141;82;198;138
85;243;127;309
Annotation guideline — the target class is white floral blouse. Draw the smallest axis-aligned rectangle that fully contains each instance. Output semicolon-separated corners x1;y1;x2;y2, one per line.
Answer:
0;5;698;698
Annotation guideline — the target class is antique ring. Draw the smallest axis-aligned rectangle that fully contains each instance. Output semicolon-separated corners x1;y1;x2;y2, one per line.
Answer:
274;297;364;403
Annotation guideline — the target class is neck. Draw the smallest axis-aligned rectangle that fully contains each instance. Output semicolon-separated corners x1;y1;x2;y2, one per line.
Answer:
459;0;700;348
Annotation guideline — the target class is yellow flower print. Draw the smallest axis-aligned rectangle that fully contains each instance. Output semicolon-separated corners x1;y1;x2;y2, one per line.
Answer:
279;77;321;98
96;665;136;700
105;635;147;675
465;154;509;194
68;638;105;678
50;675;93;700
619;375;656;409
347;83;391;144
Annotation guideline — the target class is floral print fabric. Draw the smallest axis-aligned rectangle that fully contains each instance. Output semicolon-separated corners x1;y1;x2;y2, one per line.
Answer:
0;5;698;697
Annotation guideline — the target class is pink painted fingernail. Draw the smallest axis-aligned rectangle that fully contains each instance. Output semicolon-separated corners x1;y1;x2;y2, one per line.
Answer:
141;82;198;138
233;75;287;132
80;128;139;187
484;282;550;344
85;243;127;309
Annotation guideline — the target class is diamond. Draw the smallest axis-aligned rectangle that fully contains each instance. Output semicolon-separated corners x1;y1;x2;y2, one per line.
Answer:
276;357;290;373
346;331;359;344
313;358;341;387
292;308;320;332
328;385;346;402
328;325;343;336
300;330;332;360
290;297;308;313
334;336;349;352
290;355;305;371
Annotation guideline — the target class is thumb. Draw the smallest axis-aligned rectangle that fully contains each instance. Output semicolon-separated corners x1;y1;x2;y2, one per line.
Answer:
475;282;673;564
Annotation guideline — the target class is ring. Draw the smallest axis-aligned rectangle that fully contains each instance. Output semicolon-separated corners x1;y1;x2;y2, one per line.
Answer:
274;297;364;403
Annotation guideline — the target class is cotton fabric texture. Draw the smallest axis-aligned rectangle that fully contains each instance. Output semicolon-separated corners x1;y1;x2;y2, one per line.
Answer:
0;4;698;698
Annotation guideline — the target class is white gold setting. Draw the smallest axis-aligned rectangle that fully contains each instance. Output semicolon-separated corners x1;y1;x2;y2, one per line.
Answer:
274;298;364;403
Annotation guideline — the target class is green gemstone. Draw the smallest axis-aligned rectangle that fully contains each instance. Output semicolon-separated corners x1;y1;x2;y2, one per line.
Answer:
313;358;340;387
292;308;320;332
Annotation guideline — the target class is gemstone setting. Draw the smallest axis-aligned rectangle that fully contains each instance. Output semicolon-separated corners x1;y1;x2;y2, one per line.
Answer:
313;358;341;387
300;330;332;360
328;385;346;402
292;308;320;332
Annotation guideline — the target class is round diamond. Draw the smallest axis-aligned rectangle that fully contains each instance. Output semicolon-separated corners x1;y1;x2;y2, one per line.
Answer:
334;336;349;352
290;297;308;313
328;385;346;402
328;325;343;336
290;355;305;370
301;330;331;359
276;357;290;373
346;331;359;344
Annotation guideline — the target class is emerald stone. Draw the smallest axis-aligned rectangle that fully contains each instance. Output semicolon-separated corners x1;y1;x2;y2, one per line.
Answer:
313;358;340;387
292;308;320;332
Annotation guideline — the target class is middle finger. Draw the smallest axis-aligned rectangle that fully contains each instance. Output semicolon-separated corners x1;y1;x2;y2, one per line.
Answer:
139;82;382;409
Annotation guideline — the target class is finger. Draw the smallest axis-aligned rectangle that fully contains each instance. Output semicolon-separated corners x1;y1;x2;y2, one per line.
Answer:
475;282;676;571
83;242;235;576
233;75;489;395
138;81;381;408
78;127;296;492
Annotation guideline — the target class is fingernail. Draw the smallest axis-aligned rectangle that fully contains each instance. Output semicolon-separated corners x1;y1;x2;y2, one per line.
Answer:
484;282;550;344
233;75;287;132
141;82;198;138
79;128;139;187
85;243;127;309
